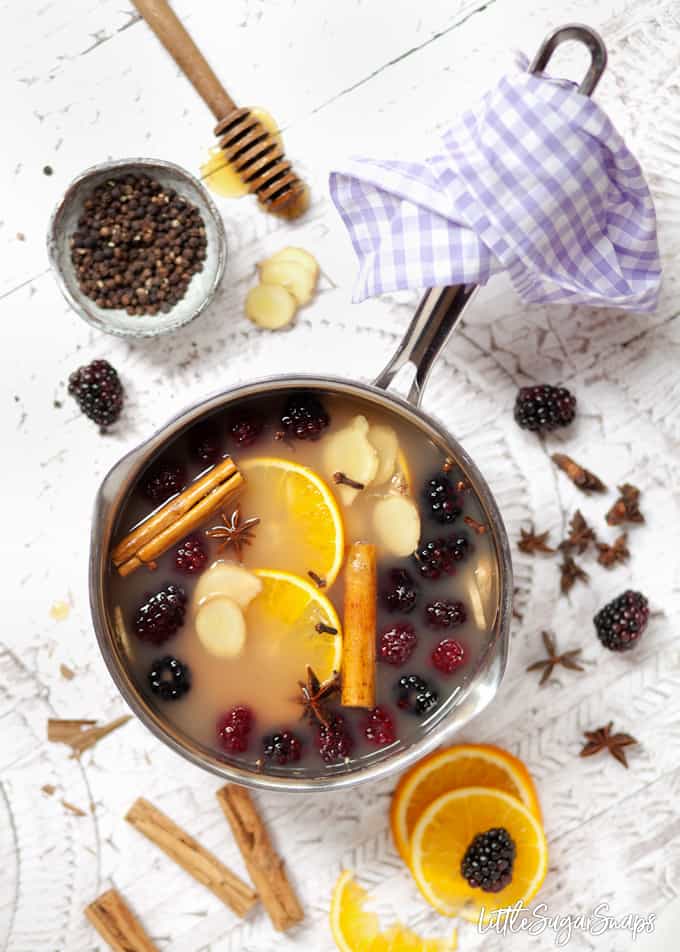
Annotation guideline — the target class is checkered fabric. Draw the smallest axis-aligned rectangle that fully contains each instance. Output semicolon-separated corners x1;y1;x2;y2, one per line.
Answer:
329;56;661;311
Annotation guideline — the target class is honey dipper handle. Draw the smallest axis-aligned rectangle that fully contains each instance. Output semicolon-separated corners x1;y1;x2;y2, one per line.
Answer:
132;0;236;119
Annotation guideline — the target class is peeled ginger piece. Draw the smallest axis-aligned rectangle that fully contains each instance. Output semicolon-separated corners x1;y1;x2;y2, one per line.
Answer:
268;246;319;279
194;561;262;609
195;596;246;658
322;415;379;505
367;424;398;486
259;258;316;306
245;283;297;330
372;494;421;556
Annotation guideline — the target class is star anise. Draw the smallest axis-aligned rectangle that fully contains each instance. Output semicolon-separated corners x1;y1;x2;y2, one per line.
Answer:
561;510;596;554
526;631;584;686
518;525;555;555
606;483;644;526
579;722;638;768
559;553;589;594
596;533;630;568
297;665;340;728
552;454;607;493
205;505;260;561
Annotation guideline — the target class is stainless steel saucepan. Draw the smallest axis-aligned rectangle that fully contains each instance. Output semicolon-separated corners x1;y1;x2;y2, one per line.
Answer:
89;25;606;792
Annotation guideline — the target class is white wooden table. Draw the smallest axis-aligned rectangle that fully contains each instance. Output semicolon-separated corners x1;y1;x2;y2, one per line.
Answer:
3;1;680;950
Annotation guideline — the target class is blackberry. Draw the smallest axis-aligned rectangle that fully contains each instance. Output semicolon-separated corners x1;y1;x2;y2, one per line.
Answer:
514;384;576;432
133;583;187;645
423;475;462;525
217;705;254;753
378;623;417;666
67;359;124;428
143;462;186;503
280;392;330;441
191;425;222;464
431;639;466;674
425;599;467;629
230;414;263;447
148;656;190;701
175;535;207;575
461;827;516;893
263;730;303;766
382;568;418;614
394;674;439;716
362;706;396;746
414;534;470;580
317;713;354;763
594;590;649;652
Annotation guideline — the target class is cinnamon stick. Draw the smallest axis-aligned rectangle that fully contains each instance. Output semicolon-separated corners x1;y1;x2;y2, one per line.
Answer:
216;784;304;931
112;457;241;573
118;471;244;576
341;542;376;708
125;797;257;917
85;888;159;952
47;715;131;757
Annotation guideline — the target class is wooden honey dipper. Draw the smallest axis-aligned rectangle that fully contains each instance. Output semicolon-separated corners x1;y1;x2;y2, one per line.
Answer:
132;0;308;218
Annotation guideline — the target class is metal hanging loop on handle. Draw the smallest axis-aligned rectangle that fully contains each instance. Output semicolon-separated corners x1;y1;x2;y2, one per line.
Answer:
529;23;607;96
372;23;607;407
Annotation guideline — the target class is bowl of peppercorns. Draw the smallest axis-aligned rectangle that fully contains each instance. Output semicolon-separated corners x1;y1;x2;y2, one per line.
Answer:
47;158;227;337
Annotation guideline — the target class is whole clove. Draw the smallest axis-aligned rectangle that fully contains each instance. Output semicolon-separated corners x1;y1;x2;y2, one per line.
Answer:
552;454;607;493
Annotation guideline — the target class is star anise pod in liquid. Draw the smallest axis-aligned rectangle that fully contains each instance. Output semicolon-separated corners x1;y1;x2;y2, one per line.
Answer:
297;665;340;728
205;504;260;561
579;722;638;768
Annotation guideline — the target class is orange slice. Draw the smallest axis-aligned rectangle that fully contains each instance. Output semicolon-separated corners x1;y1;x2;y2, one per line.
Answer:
330;872;457;952
390;744;541;862
249;569;342;682
240;457;345;586
410;787;548;922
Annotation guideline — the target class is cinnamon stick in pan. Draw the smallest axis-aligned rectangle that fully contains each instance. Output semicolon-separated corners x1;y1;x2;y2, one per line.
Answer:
112;458;242;576
341;542;377;708
216;784;304;931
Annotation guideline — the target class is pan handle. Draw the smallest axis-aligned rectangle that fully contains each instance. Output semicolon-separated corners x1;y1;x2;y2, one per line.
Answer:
372;23;607;407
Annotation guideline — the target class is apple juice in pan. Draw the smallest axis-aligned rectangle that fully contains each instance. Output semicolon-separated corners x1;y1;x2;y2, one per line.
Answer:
109;390;499;774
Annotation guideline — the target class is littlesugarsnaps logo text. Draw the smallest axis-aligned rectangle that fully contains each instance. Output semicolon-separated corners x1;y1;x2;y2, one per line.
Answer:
478;901;656;945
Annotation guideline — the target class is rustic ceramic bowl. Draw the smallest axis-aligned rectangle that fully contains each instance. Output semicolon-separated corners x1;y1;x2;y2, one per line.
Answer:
47;158;227;338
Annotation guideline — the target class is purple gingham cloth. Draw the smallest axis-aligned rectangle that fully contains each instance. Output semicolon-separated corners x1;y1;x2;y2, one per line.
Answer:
329;56;661;310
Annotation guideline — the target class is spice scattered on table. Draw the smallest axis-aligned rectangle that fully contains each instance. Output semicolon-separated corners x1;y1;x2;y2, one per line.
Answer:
47;715;131;757
518;525;555;555
579;722;638;767
559;553;589;594
552;453;607;493
596;533;630;568
70;173;207;316
561;510;596;554
605;483;644;525
85;888;159;952
526;631;584;686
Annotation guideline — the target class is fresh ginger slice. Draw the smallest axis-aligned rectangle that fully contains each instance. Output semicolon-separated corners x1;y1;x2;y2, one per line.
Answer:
195;595;246;658
367;423;399;486
372;494;421;556
194;560;262;610
322;415;379;505
245;283;297;330
268;246;319;279
259;258;316;306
